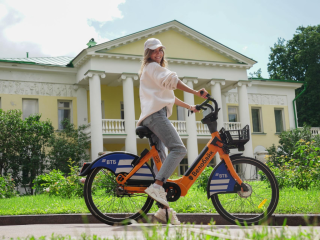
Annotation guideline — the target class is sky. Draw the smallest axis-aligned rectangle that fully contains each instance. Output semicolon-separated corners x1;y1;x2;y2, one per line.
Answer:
0;0;319;78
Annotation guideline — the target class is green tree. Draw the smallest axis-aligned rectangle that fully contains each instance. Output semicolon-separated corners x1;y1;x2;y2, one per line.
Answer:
48;119;90;174
268;25;320;127
0;109;23;175
17;115;54;194
249;68;263;78
0;110;54;194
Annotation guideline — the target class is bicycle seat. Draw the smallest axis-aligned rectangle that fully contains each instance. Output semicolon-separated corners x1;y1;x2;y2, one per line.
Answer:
136;126;153;139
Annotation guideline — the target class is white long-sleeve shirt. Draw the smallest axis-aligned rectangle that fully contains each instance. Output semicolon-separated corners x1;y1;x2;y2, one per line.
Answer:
137;62;179;126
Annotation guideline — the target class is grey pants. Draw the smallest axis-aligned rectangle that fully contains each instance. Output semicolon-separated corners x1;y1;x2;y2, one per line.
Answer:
142;107;187;182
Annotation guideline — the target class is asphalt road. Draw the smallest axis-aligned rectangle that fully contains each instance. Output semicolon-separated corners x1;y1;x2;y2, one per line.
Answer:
0;224;320;240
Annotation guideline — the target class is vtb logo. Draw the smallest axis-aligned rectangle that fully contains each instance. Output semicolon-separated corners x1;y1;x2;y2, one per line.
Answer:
106;160;116;164
215;173;228;178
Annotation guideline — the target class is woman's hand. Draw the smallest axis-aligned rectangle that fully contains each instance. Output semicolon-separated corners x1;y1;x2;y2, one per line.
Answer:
195;88;209;99
190;105;200;113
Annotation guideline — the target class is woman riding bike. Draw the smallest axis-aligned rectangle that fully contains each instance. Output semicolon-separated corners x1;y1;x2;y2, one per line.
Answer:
137;38;209;224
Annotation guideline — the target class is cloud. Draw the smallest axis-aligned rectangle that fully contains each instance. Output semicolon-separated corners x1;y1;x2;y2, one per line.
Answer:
0;0;125;57
243;46;248;51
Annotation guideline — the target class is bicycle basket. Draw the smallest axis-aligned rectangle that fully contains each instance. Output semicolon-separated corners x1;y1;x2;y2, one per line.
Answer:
219;125;250;151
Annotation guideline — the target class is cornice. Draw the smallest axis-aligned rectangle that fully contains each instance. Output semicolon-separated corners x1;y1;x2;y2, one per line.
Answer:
74;52;251;70
0;62;77;74
251;80;303;89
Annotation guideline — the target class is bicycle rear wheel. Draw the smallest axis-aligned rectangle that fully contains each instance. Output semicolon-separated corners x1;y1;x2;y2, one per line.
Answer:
211;156;279;225
84;167;154;225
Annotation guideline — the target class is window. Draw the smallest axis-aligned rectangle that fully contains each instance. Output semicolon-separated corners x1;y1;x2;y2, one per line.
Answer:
252;108;263;132
179;158;188;175
176;106;185;121
58;101;72;129
274;109;285;133
228;107;238;122
22;99;38;120
120;102;124;119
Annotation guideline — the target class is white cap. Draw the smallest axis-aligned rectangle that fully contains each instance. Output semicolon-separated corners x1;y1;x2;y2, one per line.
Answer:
144;38;166;51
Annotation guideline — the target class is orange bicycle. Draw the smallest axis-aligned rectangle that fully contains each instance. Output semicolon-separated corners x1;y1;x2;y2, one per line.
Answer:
80;95;279;226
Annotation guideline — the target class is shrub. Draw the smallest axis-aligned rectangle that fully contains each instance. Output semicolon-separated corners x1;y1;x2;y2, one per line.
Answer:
33;169;65;194
48;119;90;174
267;124;315;167
195;166;214;191
44;159;84;198
0;175;19;198
267;139;320;190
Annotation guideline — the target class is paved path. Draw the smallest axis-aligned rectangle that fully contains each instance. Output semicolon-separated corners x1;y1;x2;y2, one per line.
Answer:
0;224;320;239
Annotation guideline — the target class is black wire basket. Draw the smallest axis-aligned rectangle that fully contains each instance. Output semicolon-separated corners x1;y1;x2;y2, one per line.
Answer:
219;125;250;151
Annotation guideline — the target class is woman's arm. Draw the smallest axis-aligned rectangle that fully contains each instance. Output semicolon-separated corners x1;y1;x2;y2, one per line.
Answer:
176;80;209;99
175;97;200;112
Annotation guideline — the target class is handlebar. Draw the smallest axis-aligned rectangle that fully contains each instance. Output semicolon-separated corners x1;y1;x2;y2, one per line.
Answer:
190;90;220;120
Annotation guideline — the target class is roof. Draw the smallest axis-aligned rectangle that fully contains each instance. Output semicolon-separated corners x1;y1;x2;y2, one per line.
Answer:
71;20;257;66
0;56;73;67
249;77;304;84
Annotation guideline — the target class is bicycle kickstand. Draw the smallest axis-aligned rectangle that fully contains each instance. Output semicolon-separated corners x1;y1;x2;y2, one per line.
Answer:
156;202;169;223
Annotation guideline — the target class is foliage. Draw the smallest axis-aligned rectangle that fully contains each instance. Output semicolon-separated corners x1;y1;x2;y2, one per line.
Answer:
266;124;314;166
267;25;320;127
48;119;90;174
267;139;320;190
0;109;23;175
0;174;19;198
0;110;54;194
248;68;263;78
18;115;54;194
33;169;65;194
195;166;213;191
42;159;84;198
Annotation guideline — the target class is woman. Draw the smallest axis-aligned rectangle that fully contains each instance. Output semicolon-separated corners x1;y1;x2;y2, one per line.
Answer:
137;38;208;224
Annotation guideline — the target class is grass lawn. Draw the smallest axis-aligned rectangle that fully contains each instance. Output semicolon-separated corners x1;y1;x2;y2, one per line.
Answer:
1;186;319;216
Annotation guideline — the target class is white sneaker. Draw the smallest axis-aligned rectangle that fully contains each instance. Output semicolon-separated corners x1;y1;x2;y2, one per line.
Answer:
154;208;181;225
144;184;169;207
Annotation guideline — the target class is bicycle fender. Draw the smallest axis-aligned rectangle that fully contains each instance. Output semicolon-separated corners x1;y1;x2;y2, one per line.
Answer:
206;154;243;199
79;152;155;181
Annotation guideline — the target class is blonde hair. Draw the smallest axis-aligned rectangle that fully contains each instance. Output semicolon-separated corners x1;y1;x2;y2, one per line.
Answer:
139;48;167;77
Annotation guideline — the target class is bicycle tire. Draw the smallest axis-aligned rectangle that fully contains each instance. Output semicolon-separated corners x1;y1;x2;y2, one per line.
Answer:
84;167;154;226
211;156;279;225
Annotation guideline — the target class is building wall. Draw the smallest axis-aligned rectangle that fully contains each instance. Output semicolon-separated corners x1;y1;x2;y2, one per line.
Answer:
0;94;78;129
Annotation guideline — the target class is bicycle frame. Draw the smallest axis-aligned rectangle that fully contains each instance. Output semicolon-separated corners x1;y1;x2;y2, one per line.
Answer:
116;130;244;197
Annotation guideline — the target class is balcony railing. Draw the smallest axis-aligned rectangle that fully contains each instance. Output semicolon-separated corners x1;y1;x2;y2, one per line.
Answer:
102;119;125;134
311;127;320;136
223;122;242;130
99;119;242;136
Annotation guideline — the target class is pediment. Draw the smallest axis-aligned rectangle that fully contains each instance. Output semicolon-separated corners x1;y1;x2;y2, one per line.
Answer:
97;29;236;63
73;20;256;67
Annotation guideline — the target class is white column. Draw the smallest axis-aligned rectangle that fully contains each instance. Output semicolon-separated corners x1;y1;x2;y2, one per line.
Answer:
76;86;88;126
221;93;228;126
208;80;225;164
86;71;105;160
183;78;198;166
237;81;253;158
120;74;138;155
209;80;225;131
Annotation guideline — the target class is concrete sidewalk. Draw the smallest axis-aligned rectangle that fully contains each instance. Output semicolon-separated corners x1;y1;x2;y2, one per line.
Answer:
1;213;319;226
0;223;320;239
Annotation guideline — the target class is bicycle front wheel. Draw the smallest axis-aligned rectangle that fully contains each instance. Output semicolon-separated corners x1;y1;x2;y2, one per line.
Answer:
211;156;279;225
84;167;154;225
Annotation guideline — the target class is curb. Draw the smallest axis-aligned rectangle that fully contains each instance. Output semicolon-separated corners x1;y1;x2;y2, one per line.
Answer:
0;214;319;226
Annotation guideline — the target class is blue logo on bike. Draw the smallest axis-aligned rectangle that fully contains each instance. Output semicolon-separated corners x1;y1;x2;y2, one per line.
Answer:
209;163;236;196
